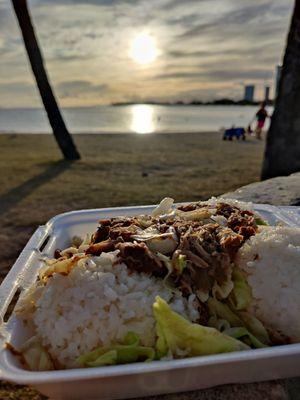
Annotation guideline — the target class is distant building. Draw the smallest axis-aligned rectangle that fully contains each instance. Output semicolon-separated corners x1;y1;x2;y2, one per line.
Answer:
275;65;282;99
244;85;255;102
264;86;270;102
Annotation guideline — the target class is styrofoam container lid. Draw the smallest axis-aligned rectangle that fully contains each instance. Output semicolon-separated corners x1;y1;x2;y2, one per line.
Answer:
0;203;299;400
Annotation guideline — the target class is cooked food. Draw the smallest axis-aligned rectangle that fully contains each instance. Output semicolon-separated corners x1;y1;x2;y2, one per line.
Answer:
11;198;299;371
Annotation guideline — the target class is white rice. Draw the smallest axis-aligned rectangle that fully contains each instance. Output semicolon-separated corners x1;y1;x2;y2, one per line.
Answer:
235;226;300;342
26;251;199;368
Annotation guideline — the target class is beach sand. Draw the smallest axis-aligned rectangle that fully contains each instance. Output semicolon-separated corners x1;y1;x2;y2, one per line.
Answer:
0;131;264;399
0;131;265;278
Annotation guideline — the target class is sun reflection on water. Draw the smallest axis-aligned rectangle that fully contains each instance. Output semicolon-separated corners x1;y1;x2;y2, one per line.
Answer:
130;104;155;134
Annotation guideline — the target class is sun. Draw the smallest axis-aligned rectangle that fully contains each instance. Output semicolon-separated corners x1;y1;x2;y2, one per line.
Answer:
129;33;158;65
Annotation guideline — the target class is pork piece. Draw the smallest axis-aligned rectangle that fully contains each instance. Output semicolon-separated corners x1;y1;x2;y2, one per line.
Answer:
216;203;257;239
237;225;256;240
116;242;167;277
91;217;141;244
107;217;138;227
176;202;211;212
172;220;206;236
54;249;62;259
227;212;255;235
177;202;257;242
92;223;110;243
215;203;239;219
86;239;117;255
176;203;198;212
217;227;244;258
109;225;139;241
194;296;210;326
85;205;250;302
176;224;243;301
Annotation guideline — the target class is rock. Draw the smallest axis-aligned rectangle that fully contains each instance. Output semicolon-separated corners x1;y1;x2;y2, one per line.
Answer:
222;172;300;206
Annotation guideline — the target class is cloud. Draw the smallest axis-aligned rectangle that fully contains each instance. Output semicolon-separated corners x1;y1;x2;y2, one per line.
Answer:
154;71;204;80
155;68;271;82
167;50;213;59
167;42;282;61
0;81;34;92
160;0;209;11
178;3;271;39
0;0;294;107
56;80;109;98
0;80;41;107
207;69;271;81
165;14;200;27
34;0;140;6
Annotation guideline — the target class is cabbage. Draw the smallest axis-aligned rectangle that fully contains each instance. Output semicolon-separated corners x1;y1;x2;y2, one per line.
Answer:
172;252;187;275
224;266;269;344
156;252;185;295
21;337;54;371
39;256;86;280
207;297;243;326
175;208;212;221
77;332;155;367
85;350;117;367
207;316;231;332
208;297;270;346
254;216;268;226
152;197;174;217
132;225;178;255
212;264;234;300
136;215;153;228
228;266;252;310
153;296;249;358
238;311;270;345
156;252;176;293
155;319;169;359
223;327;267;348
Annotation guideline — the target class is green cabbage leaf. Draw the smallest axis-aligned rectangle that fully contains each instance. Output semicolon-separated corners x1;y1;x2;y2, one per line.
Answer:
77;331;155;367
153;296;249;358
237;311;270;345
223;327;267;348
255;216;269;226
207;297;243;326
228;266;252;311
208;298;270;346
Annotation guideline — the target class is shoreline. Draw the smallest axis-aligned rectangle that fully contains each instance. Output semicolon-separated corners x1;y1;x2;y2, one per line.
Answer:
0;130;220;135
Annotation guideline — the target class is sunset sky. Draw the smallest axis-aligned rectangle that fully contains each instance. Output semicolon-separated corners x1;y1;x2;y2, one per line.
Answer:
0;0;294;108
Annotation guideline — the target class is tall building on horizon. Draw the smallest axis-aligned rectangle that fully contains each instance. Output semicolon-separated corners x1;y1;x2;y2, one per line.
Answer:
244;85;255;102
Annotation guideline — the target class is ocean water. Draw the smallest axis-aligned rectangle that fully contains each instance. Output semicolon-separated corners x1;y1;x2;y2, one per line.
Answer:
0;105;272;134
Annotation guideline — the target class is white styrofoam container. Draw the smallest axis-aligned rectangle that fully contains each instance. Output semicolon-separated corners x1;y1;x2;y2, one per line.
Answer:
0;203;300;400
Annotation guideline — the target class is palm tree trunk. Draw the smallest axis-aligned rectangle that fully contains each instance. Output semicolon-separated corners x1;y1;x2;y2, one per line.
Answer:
261;1;300;179
11;0;80;160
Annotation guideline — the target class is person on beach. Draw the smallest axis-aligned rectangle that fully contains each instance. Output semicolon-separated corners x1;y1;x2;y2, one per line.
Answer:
255;101;269;139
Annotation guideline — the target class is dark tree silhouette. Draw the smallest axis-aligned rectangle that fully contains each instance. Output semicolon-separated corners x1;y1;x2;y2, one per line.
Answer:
262;1;300;179
12;0;80;160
